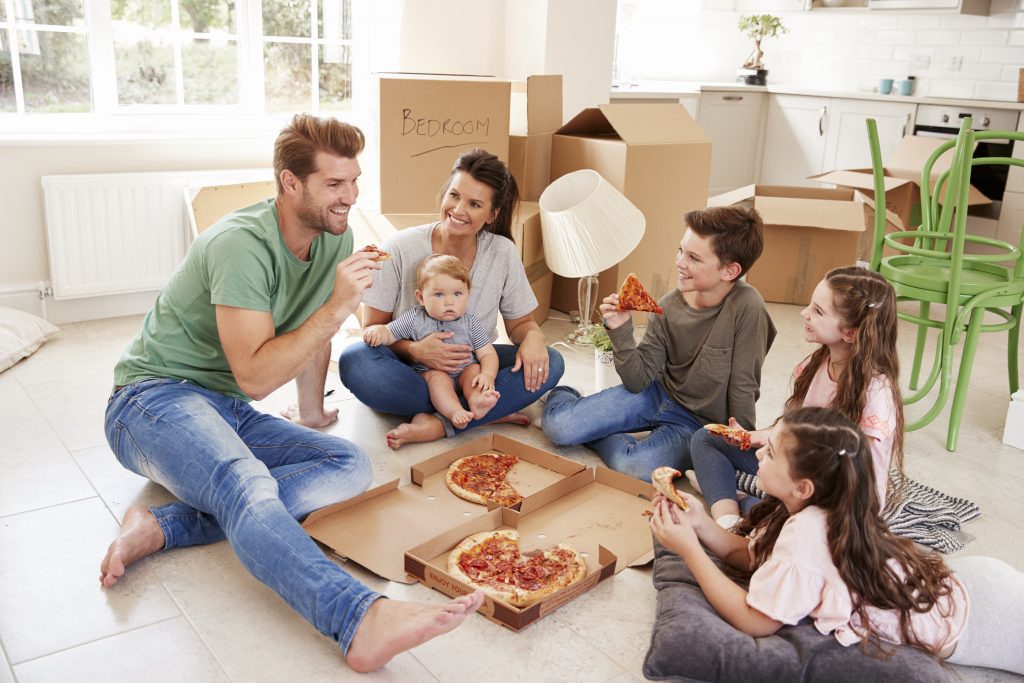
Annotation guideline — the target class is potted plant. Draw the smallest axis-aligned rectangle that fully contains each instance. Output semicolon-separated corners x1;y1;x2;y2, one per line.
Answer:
578;325;620;392
737;14;788;86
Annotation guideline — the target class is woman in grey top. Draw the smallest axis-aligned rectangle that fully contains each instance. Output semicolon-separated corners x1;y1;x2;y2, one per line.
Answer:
338;149;565;446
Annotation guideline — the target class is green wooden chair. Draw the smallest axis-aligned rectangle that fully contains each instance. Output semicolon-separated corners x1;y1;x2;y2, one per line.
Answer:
866;117;1024;451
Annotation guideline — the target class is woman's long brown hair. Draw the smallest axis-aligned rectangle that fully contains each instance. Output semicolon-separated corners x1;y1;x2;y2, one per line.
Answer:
739;407;957;657
785;266;905;508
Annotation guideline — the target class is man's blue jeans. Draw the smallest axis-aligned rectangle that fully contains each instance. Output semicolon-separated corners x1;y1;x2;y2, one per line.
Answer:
338;343;564;436
541;382;704;482
690;427;761;513
104;378;379;654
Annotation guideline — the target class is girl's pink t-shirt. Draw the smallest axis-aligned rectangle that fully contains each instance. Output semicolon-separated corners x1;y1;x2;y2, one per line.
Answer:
746;506;969;652
796;359;896;507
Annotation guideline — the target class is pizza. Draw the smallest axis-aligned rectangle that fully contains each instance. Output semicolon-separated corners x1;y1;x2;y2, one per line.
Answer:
705;423;752;450
651;467;689;511
446;453;523;507
447;529;587;607
617;273;663;315
360;243;391;262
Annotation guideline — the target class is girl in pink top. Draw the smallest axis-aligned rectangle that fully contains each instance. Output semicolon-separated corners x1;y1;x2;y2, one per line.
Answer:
653;406;1024;675
690;266;905;528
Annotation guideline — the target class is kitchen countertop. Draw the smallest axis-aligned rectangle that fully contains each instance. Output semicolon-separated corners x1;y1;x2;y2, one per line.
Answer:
610;80;1024;111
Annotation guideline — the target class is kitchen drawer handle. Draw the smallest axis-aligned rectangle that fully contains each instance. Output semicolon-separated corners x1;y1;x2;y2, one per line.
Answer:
902;112;911;138
723;95;744;101
819;106;828;136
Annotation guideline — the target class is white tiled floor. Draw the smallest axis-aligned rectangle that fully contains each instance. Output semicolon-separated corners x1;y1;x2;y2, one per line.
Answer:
0;304;1022;682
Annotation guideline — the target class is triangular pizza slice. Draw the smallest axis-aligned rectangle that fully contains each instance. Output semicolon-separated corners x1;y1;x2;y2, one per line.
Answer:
617;273;663;315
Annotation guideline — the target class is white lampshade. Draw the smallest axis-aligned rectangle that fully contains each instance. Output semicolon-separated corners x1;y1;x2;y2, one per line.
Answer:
539;170;646;278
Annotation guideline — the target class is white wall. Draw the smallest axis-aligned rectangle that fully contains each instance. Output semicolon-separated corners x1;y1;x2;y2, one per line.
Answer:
617;0;1024;101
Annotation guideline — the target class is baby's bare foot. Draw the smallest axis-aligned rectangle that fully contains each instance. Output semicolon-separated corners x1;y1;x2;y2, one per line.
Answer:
451;409;474;429
99;505;166;587
468;389;500;420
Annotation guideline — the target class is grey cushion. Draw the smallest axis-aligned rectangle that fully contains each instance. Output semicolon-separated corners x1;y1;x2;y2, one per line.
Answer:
643;541;950;682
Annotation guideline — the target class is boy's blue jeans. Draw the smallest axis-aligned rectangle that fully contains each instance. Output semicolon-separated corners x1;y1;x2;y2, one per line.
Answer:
104;378;380;654
541;382;704;482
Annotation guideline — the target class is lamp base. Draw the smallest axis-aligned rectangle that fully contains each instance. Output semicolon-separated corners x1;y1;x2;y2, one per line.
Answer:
564;322;597;345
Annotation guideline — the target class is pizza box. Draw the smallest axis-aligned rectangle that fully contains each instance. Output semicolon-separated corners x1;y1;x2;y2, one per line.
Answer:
301;434;586;583
405;466;656;631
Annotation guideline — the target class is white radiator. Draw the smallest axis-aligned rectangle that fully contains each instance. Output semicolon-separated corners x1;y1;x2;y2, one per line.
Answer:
42;169;272;300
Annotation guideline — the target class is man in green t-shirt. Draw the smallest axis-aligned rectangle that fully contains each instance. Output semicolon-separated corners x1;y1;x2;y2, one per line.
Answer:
99;114;483;672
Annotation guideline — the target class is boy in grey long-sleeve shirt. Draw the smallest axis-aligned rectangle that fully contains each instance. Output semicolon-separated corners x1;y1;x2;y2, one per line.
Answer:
542;206;776;482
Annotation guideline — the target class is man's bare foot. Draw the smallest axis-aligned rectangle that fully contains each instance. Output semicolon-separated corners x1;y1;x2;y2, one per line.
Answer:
346;591;484;673
468;389;500;421
487;411;530;427
99;505;166;587
385;413;446;449
280;404;339;429
450;409;474;429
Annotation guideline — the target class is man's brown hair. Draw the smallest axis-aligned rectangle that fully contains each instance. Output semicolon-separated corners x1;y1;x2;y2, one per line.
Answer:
273;113;365;194
683;206;764;278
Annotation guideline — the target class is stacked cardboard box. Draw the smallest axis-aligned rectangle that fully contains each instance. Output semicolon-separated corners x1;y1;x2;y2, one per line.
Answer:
302;434;654;631
547;103;712;320
509;75;563;202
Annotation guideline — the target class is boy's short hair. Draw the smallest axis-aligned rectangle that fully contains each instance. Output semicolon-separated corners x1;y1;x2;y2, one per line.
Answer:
684;206;764;278
415;254;472;290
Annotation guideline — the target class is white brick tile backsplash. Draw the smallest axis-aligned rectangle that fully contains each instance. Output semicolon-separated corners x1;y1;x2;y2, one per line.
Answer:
961;29;1011;45
916;30;963;45
975;81;1018;100
898;15;943;29
934;45;982;61
875;30;918;45
981;46;1024;61
1002;65;1023;80
1009;29;1024;44
926;80;977;99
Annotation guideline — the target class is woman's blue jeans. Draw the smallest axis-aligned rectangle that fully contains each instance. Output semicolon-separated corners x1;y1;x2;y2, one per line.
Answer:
541;382;704;482
104;378;379;654
338;343;564;436
690;427;761;513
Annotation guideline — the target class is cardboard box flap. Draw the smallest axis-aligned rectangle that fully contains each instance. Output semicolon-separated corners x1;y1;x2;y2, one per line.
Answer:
854;190;905;230
755;195;867;232
302;478;487;583
888;135;957;176
511;75;563;136
809;169;913;193
556;107;618;138
599;103;710;145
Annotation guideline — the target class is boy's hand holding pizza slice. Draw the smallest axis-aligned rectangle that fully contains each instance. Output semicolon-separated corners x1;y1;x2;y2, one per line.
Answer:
616;273;663;315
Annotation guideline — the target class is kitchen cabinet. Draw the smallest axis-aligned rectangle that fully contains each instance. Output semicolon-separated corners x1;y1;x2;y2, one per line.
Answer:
697;91;766;195
760;94;916;187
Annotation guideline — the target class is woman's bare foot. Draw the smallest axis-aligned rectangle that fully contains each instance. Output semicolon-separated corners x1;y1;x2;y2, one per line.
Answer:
99;505;166;587
346;592;484;673
385;413;446;449
467;389;500;421
487;411;530;426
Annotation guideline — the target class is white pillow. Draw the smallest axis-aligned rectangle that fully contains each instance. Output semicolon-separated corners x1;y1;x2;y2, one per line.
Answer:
0;307;60;372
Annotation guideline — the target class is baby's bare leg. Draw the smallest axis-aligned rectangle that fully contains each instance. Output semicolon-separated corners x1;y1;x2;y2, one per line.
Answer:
461;364;500;421
423;369;473;428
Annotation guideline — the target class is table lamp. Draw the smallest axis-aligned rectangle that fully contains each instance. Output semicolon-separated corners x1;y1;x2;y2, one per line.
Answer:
539;169;646;343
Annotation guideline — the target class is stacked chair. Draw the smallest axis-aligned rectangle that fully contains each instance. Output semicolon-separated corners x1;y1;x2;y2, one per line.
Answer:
865;117;1024;451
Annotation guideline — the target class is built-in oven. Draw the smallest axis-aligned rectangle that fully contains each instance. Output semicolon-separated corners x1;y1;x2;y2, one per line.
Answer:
913;104;1019;227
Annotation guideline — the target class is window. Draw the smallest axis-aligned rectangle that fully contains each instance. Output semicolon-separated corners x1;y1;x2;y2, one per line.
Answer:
0;0;359;116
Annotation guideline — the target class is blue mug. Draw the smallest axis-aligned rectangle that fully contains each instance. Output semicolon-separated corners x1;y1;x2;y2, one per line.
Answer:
878;78;893;95
897;79;914;96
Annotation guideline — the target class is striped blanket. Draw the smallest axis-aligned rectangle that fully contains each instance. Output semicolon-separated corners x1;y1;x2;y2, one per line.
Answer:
734;472;981;554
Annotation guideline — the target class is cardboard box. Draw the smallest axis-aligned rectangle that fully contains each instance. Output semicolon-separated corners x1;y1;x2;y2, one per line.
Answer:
301;434;586;583
509;75;563;202
527;260;553;325
405;466;655;631
369;74;511;215
810;135;990;232
708;184;901;305
549;103;711;319
512;201;544;268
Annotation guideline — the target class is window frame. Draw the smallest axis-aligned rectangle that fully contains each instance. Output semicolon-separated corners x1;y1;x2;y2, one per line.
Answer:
0;0;368;137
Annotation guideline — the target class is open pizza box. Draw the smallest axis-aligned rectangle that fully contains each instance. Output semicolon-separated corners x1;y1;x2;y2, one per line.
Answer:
405;466;656;631
301;434;586;583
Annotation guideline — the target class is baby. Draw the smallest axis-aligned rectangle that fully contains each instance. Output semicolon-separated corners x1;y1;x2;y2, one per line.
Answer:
363;254;500;428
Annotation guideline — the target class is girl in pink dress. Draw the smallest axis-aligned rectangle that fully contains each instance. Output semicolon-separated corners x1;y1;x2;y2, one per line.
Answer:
690;266;906;528
652;406;1023;675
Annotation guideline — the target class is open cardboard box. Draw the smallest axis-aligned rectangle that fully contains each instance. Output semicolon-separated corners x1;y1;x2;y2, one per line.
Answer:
301;434;585;583
405;466;655;631
509;75;563;202
810;134;990;248
709;184;902;305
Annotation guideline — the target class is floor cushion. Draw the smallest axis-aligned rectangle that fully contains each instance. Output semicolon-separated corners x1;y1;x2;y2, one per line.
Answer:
0;307;59;373
643;540;950;682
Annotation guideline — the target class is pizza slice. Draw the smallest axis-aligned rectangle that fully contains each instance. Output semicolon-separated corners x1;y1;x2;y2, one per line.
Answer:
651;466;689;511
705;423;752;450
617;273;663;315
445;453;523;507
360;243;391;262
